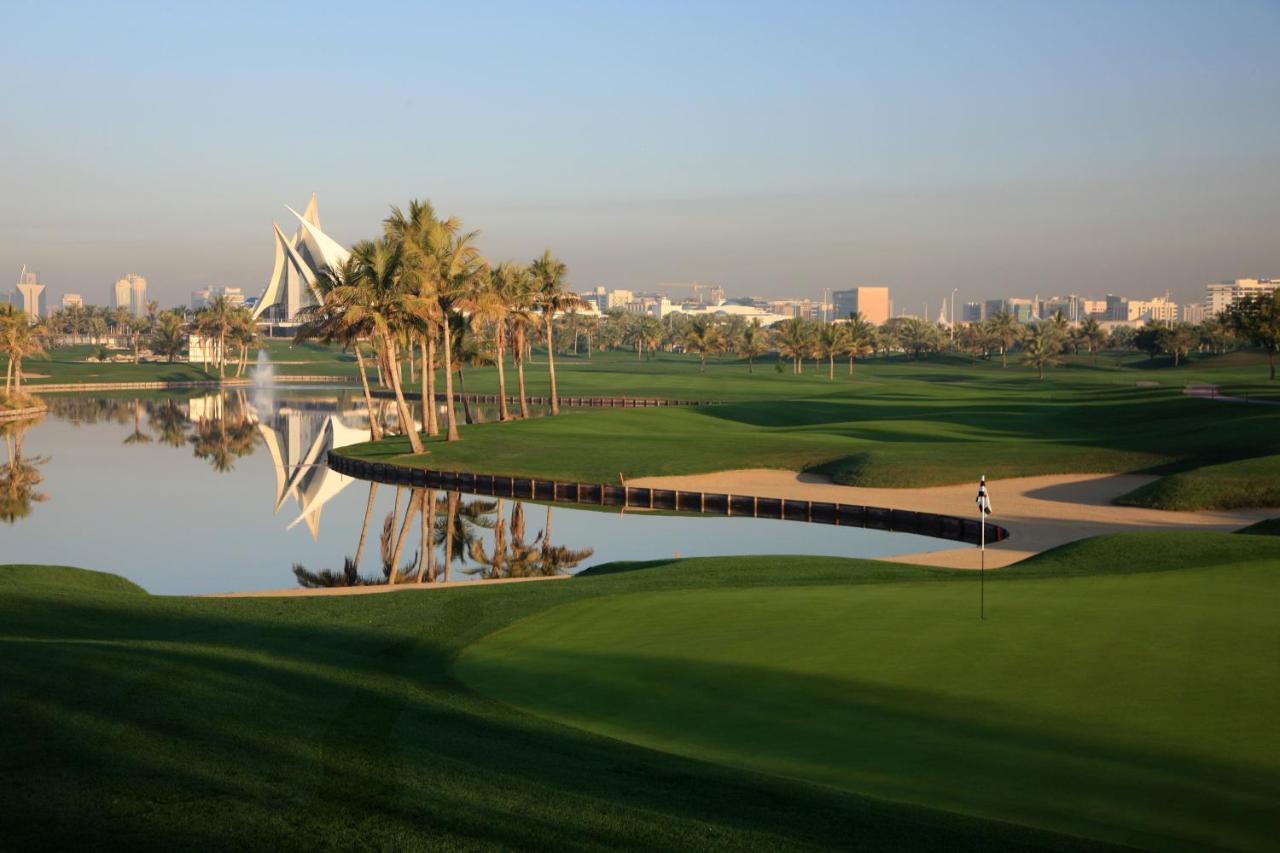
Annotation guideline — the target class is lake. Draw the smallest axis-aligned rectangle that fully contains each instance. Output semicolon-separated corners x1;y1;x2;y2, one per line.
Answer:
0;387;953;595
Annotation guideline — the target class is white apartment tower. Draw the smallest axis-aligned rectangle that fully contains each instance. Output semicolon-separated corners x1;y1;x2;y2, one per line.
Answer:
112;273;147;316
1205;279;1280;317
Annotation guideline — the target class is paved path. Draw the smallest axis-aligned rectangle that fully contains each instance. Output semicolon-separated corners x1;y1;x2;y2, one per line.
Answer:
630;469;1277;570
1184;384;1280;406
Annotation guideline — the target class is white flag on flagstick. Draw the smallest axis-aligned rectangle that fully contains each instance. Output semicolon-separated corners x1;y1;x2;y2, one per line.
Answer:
976;475;992;516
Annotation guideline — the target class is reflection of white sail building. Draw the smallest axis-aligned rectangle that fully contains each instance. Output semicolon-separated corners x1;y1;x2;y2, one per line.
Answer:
252;194;350;323
253;400;369;539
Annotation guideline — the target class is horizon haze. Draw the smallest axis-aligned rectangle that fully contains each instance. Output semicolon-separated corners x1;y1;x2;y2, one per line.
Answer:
3;0;1278;309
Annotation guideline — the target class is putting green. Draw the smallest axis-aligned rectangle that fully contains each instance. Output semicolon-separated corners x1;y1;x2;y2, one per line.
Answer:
456;564;1280;851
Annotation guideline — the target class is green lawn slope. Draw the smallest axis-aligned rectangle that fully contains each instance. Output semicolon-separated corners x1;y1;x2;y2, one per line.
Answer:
4;532;1278;850
457;533;1280;851
343;351;1280;489
1116;454;1280;510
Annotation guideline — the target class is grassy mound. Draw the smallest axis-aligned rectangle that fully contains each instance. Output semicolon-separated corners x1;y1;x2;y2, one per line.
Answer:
4;536;1278;851
1236;518;1280;536
1115;454;1280;510
456;533;1280;852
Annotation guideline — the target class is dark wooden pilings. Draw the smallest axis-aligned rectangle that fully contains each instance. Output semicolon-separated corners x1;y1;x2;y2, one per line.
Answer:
370;391;713;408
327;452;1009;547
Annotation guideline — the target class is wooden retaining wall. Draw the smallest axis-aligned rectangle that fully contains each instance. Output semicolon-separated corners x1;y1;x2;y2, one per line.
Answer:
371;390;713;407
27;375;353;393
327;453;1008;547
0;405;47;423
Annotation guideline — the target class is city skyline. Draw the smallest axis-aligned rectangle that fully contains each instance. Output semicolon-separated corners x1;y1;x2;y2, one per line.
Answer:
4;2;1279;307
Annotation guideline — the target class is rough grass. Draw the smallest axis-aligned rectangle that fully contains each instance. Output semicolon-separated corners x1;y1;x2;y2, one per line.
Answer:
4;532;1279;851
1116;454;1280;510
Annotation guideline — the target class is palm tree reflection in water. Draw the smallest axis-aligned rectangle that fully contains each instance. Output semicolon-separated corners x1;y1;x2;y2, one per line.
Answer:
0;418;48;523
294;489;593;589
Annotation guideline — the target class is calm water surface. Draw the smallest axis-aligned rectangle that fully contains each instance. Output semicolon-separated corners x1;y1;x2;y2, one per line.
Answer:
1;387;951;595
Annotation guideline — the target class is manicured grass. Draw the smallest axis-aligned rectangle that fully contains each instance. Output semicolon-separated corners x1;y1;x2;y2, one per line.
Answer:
457;533;1280;851
4;532;1277;850
344;350;1280;488
1116;454;1280;510
3;341;358;385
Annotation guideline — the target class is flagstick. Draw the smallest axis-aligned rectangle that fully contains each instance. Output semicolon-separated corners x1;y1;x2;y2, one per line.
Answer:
980;511;985;620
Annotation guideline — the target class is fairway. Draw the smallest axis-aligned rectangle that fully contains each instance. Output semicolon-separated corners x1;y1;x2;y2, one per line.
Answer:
457;553;1280;851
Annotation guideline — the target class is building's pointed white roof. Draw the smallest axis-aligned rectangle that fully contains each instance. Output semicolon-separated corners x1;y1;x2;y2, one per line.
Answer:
286;205;351;272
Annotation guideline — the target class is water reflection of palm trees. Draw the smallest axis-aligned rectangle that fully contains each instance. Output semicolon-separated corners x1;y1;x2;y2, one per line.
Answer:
0;419;48;523
293;489;593;589
189;391;258;473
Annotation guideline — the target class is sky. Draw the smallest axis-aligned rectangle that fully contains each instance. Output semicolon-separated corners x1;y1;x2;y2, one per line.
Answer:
2;0;1278;311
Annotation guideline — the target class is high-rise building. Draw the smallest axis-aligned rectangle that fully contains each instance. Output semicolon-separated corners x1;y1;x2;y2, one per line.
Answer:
15;266;46;321
191;287;213;310
60;293;84;310
1181;304;1207;325
130;274;148;315
112;274;146;316
1205;278;1280;317
1006;298;1035;323
1127;297;1178;324
1104;294;1129;321
962;302;983;323
831;287;890;325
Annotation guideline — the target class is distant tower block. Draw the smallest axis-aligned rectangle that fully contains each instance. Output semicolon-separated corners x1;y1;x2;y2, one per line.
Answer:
15;265;46;321
252;194;351;323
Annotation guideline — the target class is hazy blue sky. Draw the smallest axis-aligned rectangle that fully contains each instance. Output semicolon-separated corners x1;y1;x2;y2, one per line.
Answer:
3;0;1278;309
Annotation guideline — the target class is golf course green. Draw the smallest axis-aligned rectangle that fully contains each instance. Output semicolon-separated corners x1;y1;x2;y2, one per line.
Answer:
4;531;1277;851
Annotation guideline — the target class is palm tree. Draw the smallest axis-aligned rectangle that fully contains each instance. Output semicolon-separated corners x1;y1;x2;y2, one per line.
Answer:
682;315;723;372
1;308;46;397
297;258;384;442
1022;323;1064;379
814;323;848;379
482;262;530;421
229;308;259;377
194;295;236;378
149;310;187;363
1078;317;1105;365
351;237;423;453
775;318;813;374
735;319;771;372
529;250;582;415
843;312;875;375
536;506;594;577
987;311;1021;368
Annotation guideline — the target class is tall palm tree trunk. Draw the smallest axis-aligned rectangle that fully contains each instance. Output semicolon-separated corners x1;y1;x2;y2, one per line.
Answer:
515;331;530;418
380;331;424;454
457;365;475;425
441;320;460;441
420;341;435;438
544;315;560;415
353;345;383;441
353;481;378;570
496;324;510;421
829;355;835;380
425;333;439;436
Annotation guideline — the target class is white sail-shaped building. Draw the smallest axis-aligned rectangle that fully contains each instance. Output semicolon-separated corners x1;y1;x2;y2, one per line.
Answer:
252;194;350;322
